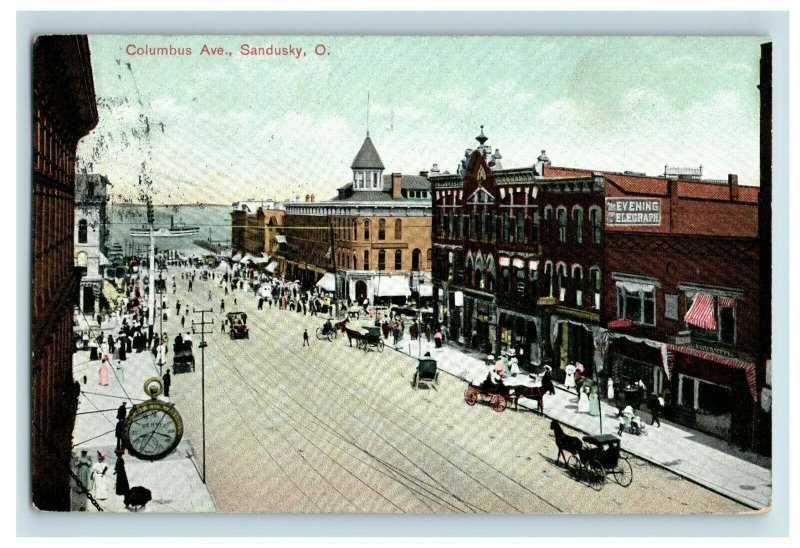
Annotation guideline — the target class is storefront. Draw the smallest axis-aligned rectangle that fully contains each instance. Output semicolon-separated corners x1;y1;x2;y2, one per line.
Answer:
668;344;757;446
549;315;604;385
605;336;668;409
497;309;540;369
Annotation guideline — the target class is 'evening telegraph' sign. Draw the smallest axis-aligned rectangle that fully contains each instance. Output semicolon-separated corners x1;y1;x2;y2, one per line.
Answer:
605;197;662;226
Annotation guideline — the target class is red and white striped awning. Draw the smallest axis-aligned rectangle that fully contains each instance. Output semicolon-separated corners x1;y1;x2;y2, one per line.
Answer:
667;344;757;400
718;296;736;309
684;292;716;330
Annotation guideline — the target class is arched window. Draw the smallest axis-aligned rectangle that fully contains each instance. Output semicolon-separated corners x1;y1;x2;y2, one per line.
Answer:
572;265;583;306
590;207;602;244
364;250;370;270
543;206;553;242
590;267;602;309
475;256;484;289
378;250;386;270
412;248;421;271
557;207;567;243
465;255;474;287
394;249;402;270
486;256;496;292
364;220;370;240
78;219;88;244
353;253;358;270
378;218;386;240
427;248;432;266
544;261;554;298
573;206;584;244
76;251;88;267
394;219;402;240
353;219;358;240
557;263;568;302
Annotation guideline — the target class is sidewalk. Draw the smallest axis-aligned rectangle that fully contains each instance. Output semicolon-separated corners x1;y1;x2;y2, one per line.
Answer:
391;338;771;510
72;334;216;513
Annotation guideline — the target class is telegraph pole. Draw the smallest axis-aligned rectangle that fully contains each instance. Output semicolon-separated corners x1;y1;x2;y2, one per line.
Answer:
328;219;338;302
191;308;214;484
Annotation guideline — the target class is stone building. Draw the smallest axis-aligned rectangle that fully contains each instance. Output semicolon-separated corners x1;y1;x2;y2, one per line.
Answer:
280;133;433;304
74;174;111;315
32;35;98;510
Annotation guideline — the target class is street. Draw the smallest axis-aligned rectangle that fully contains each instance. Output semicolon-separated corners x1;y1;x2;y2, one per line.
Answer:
165;267;747;513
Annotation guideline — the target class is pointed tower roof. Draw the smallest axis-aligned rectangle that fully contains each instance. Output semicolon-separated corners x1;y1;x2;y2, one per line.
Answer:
351;133;385;170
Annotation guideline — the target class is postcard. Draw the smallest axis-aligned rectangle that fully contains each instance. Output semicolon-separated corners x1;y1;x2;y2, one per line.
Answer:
31;34;772;514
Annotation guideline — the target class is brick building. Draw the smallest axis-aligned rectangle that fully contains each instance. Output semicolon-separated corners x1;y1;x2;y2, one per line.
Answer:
74;174;111;315
280;133;433;304
230;200;285;274
32;35;99;510
431;127;765;449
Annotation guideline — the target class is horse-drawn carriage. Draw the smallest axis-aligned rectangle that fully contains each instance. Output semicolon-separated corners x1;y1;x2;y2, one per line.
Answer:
226;311;249;339
315;320;338;342
412;358;439;389
566;433;633;490
344;324;385;352
464;381;513;412
464;372;553;413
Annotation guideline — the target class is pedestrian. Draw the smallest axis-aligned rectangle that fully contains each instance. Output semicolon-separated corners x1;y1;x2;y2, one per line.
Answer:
208;290;212;301
118;338;127;361
107;334;115;355
98;357;110;386
578;386;590;413
114;453;130;502
258;297;263;310
564;363;576;389
302;299;307;315
181;315;185;328
115;418;125;451
434;328;443;348
117;402;127;421
234;297;237;306
220;299;225;313
648;393;663;427
76;449;94;493
303;329;309;346
89;337;99;361
176;301;181;315
162;369;171;398
91;451;110;500
588;388;601;417
115;359;125;386
82;331;89;351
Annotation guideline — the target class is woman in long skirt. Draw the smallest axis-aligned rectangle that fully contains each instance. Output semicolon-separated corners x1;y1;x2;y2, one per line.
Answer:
98;358;110;386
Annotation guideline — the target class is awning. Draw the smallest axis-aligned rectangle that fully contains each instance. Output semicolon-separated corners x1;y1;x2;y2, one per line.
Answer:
615;280;655;294
274;235;287;244
98;252;110;266
667;344;757;400
215;261;231;271
315;272;336;292
684;292;716;330
265;261;278;273
512;258;525;269
418;284;433;297
241;253;256;263
231;253;243;262
498;257;510;267
375;275;411;297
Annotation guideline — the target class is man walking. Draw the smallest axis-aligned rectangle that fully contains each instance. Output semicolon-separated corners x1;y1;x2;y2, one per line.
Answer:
162;369;172;398
303;329;310;346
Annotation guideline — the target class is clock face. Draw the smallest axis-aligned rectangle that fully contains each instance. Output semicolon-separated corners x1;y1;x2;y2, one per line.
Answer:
123;400;183;461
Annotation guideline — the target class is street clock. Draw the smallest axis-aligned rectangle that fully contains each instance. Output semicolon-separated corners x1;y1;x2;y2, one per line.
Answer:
122;377;183;461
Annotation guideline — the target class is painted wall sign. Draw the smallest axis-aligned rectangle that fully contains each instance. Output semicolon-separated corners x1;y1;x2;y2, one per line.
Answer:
606;197;662;226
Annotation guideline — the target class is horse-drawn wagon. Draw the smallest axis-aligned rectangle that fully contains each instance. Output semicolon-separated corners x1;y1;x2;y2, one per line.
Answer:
566;433;634;490
412;358;439;389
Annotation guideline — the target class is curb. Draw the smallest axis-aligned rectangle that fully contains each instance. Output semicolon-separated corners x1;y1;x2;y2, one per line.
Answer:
390;343;763;511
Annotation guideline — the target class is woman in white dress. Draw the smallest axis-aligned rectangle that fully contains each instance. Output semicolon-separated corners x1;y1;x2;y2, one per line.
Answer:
564;363;577;389
91;452;111;500
577;386;590;413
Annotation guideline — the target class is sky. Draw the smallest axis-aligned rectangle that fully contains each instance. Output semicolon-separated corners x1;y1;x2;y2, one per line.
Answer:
77;35;766;205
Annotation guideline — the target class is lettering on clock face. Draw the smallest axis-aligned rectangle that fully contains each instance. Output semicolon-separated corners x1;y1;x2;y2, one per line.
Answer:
125;403;183;459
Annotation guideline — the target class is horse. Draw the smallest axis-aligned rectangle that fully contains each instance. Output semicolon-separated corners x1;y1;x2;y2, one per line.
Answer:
550;420;583;467
344;327;366;349
511;385;550;414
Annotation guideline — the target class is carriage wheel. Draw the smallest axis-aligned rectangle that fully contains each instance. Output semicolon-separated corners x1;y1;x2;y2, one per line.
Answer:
464;387;478;406
613;457;634;487
490;394;507;413
587;460;606;490
566;454;581;477
327;331;335;342
377;340;384;352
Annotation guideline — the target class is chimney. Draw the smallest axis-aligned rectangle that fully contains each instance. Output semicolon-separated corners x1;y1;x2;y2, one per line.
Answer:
304;194;310;202
418;170;429;178
311;193;315;202
391;173;402;199
728;174;739;201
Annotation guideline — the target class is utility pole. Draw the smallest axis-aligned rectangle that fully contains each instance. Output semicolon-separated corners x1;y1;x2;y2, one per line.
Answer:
191;308;214;484
328;219;339;303
147;198;156;340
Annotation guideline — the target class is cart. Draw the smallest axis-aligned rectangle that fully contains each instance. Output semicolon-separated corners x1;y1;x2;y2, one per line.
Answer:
463;381;513;413
412;358;440;389
226;311;249;339
315;321;337;342
566;433;634;490
172;339;195;374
